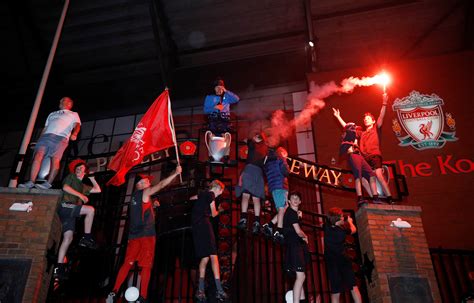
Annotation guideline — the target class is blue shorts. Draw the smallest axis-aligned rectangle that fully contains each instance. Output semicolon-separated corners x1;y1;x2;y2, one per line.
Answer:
34;133;69;160
272;189;288;209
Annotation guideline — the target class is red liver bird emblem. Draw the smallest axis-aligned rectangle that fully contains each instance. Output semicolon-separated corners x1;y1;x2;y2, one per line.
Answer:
419;121;433;140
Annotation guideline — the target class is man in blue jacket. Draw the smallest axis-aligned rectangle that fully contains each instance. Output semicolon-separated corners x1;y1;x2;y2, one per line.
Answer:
203;78;240;136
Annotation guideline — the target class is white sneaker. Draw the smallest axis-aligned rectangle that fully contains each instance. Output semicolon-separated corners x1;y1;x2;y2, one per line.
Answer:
106;292;116;303
35;182;52;189
18;181;35;189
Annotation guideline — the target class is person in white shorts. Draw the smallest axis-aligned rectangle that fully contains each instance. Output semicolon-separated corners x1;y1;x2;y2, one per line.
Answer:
19;97;81;189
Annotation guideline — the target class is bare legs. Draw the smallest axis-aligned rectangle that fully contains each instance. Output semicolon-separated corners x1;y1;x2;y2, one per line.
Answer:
57;230;73;263
57;205;95;264
293;272;306;303
375;168;391;197
28;150;45;183
81;205;95;233
199;255;220;280
330;286;362;303
241;193;261;217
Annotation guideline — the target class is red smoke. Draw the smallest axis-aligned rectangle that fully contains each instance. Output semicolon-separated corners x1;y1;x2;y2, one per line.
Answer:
267;74;388;146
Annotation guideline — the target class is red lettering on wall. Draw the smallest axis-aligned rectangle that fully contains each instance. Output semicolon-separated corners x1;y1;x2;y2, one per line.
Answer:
437;155;459;174
455;159;474;173
415;162;433;177
398;160;417;177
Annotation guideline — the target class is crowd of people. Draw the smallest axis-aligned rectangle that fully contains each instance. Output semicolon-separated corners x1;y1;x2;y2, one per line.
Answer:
16;78;393;303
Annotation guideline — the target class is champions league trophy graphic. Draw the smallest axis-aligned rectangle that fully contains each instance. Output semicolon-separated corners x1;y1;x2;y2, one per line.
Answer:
205;131;231;162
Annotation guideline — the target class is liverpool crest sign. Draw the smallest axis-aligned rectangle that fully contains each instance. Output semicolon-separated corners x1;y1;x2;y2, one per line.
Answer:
391;91;457;150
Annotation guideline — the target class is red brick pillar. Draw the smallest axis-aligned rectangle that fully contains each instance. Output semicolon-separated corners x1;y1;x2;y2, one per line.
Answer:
0;188;62;303
355;204;441;303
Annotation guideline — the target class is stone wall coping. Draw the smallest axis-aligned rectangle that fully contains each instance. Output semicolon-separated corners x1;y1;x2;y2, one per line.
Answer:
0;187;62;196
355;203;422;216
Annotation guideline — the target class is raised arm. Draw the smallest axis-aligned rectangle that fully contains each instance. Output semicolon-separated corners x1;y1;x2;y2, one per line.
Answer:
224;90;240;104
377;93;388;128
87;176;101;193
144;166;182;199
332;108;347;128
336;216;357;234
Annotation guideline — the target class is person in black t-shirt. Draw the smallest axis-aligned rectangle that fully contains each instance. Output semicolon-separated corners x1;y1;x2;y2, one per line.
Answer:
106;166;181;303
192;180;228;302
283;191;309;303
324;207;362;303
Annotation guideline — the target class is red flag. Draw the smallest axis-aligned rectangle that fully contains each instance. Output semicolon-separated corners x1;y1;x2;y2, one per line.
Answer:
107;90;175;186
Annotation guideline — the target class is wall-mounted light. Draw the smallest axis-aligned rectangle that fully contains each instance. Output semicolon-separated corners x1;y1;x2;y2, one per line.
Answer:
308;40;315;47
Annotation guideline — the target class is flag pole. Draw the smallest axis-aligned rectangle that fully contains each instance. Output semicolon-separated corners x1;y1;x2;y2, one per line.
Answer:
167;89;183;183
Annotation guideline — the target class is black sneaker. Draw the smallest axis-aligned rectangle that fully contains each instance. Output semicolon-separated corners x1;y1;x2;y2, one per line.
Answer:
53;264;68;281
78;237;98;249
236;218;247;230
105;291;116;303
136;296;148;303
216;290;229;301
252;221;261;235
273;231;285;244
373;198;387;205
262;223;273;238
195;289;206;301
357;198;368;208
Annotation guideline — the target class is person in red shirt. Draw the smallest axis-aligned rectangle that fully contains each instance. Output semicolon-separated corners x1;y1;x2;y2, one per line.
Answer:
359;93;392;202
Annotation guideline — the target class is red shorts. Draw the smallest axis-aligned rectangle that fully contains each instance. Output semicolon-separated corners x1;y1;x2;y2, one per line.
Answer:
124;236;156;268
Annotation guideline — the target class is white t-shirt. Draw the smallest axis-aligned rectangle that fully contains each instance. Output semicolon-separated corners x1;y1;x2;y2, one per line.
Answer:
43;109;81;139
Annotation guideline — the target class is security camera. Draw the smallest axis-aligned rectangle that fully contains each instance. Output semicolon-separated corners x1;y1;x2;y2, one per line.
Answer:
390;218;411;229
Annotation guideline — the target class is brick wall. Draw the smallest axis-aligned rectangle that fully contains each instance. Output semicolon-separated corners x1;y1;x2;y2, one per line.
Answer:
355;204;441;303
0;188;62;303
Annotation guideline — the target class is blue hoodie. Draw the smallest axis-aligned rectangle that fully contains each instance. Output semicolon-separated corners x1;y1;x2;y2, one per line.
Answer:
203;90;240;115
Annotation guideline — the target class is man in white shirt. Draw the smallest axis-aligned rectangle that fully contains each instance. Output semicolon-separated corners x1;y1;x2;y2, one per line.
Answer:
19;97;81;189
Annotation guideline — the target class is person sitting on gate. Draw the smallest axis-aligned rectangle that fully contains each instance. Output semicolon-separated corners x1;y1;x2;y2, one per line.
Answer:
203;77;240;137
54;159;101;281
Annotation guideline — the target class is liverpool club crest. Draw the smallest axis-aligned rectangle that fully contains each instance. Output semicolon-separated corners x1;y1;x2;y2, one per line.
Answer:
392;91;457;150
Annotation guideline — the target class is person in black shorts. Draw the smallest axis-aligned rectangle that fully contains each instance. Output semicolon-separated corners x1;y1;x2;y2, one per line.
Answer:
333;108;378;206
324;207;362;303
192;180;228;302
283;191;309;303
359;93;392;202
55;159;101;280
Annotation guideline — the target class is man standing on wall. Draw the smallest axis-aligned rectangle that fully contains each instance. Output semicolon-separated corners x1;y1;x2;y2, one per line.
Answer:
106;166;182;303
19;97;81;189
359;93;392;202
